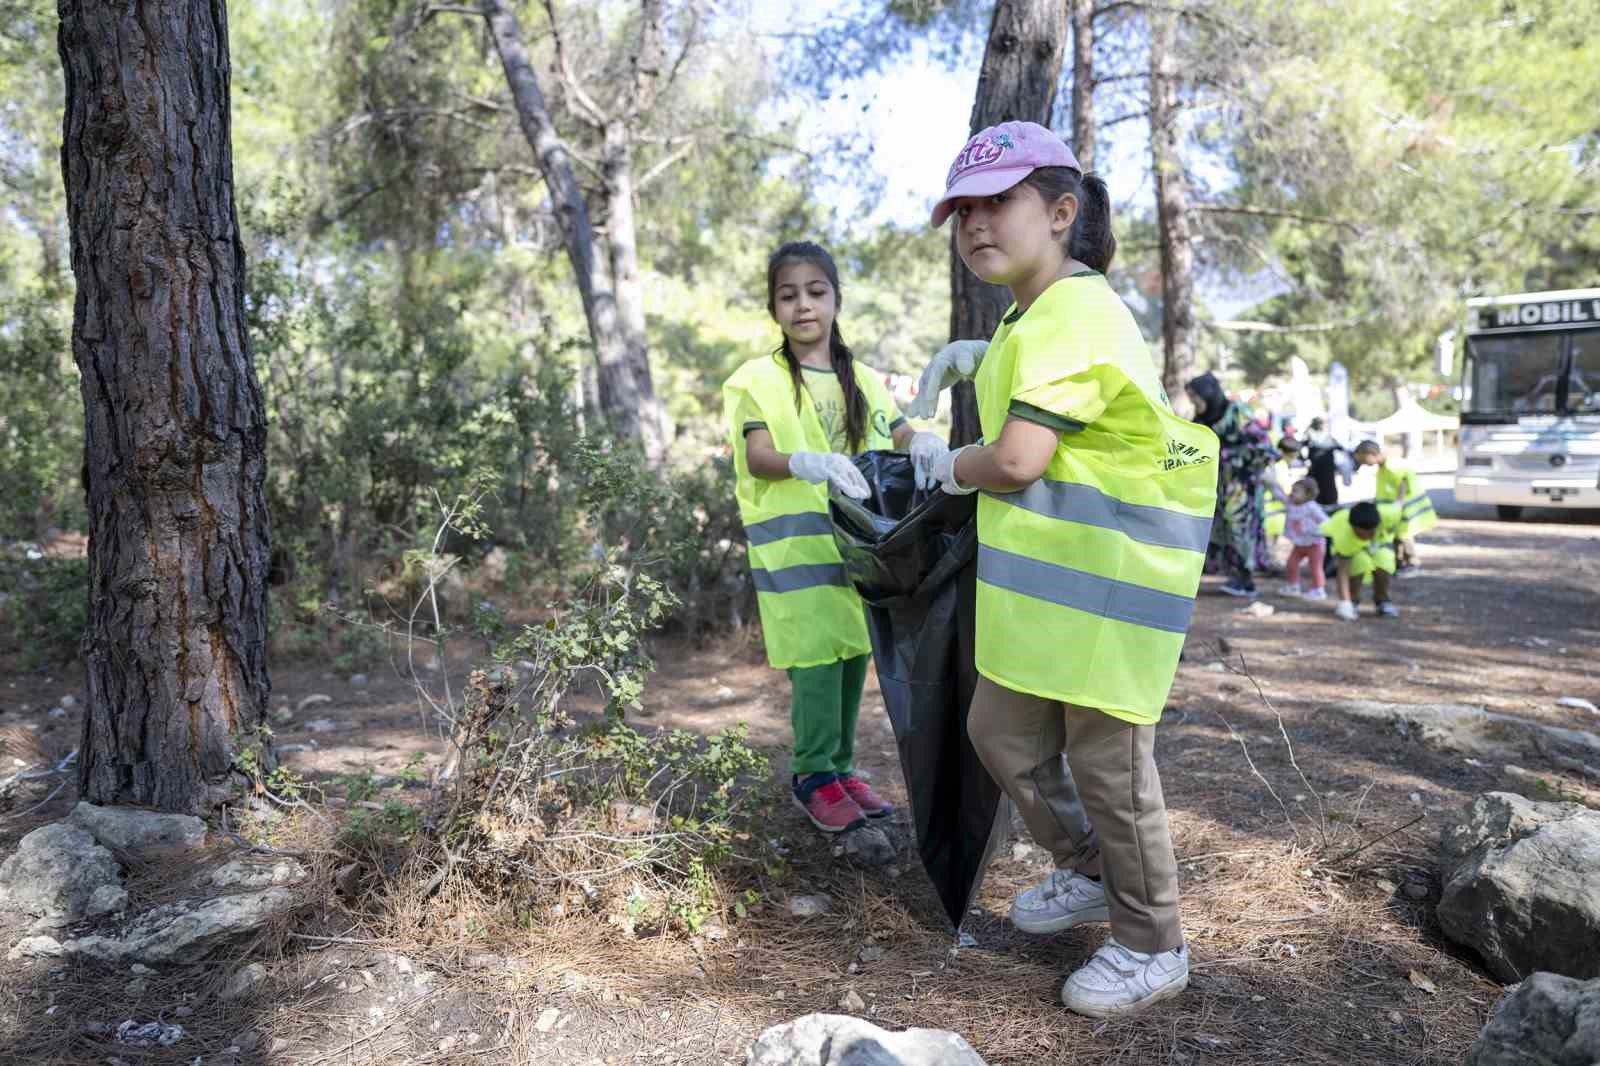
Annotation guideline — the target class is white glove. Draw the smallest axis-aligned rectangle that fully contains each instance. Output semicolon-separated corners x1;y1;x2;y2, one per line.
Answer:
904;340;989;419
908;431;949;491
788;451;870;500
1334;599;1359;622
932;445;979;496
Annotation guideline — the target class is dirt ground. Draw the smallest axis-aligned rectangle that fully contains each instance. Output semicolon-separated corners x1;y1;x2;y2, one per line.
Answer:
1;487;1596;1065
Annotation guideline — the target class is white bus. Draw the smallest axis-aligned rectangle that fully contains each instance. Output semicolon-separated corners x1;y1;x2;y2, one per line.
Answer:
1455;288;1600;519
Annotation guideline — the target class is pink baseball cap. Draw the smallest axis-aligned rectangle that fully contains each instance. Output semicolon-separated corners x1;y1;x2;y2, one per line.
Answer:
930;121;1081;228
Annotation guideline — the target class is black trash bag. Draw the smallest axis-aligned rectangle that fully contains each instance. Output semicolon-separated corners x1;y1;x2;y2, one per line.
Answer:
831;451;1009;932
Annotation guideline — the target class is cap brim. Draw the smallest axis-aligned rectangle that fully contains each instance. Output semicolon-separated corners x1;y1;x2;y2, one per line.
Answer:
929;166;1035;228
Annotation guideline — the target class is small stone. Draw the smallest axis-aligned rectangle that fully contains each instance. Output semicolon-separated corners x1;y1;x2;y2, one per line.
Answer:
220;963;267;1003
269;706;295;726
1203;662;1226;673
47;707;66;719
535;1008;560;1033
839;989;866;1012
844;826;896;867
1388;1011;1404;1025
305;718;339;734
1402;880;1430;901
59;696;76;709
788;894;832;917
270;1038;289;1053
1409;792;1423;805
174;1006;193;1018
125;977;147;995
1374;879;1398;896
7;935;64;960
847;962;859;974
296;694;333;712
129;964;154;975
858;944;884;963
348;674;369;689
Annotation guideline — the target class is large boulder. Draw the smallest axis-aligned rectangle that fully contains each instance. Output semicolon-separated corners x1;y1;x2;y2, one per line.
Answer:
61;887;297;964
1465;972;1600;1065
0;821;127;929
68;801;206;851
747;1014;987;1066
1439;792;1600;981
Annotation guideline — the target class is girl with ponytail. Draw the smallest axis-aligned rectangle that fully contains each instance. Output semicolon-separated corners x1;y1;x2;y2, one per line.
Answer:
912;121;1220;1019
722;241;946;836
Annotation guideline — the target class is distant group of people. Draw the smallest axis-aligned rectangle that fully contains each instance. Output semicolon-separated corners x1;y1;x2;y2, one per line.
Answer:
1185;372;1438;619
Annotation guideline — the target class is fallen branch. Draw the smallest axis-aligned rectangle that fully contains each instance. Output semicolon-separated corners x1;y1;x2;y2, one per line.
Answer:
1324;814;1426;868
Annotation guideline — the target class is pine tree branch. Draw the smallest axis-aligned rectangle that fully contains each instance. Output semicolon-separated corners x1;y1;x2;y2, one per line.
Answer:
1192;204;1364;233
541;0;610;129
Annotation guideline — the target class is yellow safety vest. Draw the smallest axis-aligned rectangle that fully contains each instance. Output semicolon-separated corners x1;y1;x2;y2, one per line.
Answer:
723;353;899;670
1264;460;1291;537
1319;504;1403;577
972;275;1219;725
1375;461;1437;537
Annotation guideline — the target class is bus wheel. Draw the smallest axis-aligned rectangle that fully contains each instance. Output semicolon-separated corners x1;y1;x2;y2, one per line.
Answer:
1496;505;1523;520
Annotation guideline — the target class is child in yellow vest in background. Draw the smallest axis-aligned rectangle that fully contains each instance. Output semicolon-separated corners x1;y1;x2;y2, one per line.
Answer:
909;121;1218;1019
1353;440;1437;572
1263;436;1300;547
723;241;948;836
1321;500;1404;620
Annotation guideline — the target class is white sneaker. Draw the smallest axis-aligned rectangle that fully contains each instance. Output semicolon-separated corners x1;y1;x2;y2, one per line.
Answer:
1009;868;1110;934
1334;599;1359;621
1276;583;1302;597
1061;938;1190;1018
1302;587;1327;601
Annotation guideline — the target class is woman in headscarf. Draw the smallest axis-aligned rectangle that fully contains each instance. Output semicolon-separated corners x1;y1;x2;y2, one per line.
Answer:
1186;372;1282;596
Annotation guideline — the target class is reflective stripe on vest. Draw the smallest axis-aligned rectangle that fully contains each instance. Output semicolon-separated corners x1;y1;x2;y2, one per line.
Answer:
750;561;851;594
977;544;1197;634
1378;493;1435;517
744;512;833;546
986;478;1214;554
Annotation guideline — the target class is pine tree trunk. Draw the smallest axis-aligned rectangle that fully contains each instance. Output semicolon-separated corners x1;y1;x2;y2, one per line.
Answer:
948;0;1068;446
59;0;273;813
1149;7;1196;408
1070;0;1096;171
482;0;664;461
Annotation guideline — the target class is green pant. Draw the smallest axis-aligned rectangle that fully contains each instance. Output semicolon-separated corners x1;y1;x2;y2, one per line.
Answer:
788;654;870;775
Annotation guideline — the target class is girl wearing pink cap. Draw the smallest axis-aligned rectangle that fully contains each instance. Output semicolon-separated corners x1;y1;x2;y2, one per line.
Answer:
911;121;1218;1017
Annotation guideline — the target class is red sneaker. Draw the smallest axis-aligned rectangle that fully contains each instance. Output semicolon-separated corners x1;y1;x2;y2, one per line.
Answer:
840;774;893;819
794;779;866;833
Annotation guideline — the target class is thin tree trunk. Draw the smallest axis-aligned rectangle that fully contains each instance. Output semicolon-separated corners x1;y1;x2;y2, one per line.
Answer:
60;0;273;812
481;0;664;461
948;0;1068;446
1149;7;1196;408
1070;0;1096;171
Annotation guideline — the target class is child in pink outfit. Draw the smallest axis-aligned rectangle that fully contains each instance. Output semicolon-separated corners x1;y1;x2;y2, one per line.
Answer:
1279;478;1330;600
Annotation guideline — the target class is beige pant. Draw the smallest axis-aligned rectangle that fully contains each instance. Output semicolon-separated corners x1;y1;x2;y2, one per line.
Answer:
968;675;1182;954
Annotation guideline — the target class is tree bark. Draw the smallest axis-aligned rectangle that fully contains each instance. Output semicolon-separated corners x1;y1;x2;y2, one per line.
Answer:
1069;0;1096;171
481;0;665;461
948;0;1068;446
59;0;273;812
1149;6;1196;408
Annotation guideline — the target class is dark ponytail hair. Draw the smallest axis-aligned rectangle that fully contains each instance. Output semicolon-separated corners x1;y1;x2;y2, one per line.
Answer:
1020;167;1117;273
765;241;868;454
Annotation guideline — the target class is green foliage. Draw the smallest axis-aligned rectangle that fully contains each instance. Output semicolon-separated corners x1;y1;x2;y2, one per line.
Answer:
0;556;87;669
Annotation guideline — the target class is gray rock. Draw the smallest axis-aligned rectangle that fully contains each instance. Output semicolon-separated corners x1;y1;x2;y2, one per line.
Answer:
844;826;896;868
59;695;76;709
0;822;126;928
47;707;66;719
747;1013;988;1066
1465;972;1600;1066
62;887;296;964
788;894;832;917
69;802;206;852
1327;700;1600;761
348;674;368;689
6;935;65;960
219;962;268;1003
1439;792;1600;981
269;706;295;726
304;718;340;734
296;693;333;712
210;859;308;890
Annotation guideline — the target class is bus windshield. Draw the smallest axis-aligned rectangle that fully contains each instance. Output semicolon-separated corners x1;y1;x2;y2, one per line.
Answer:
1463;329;1599;420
